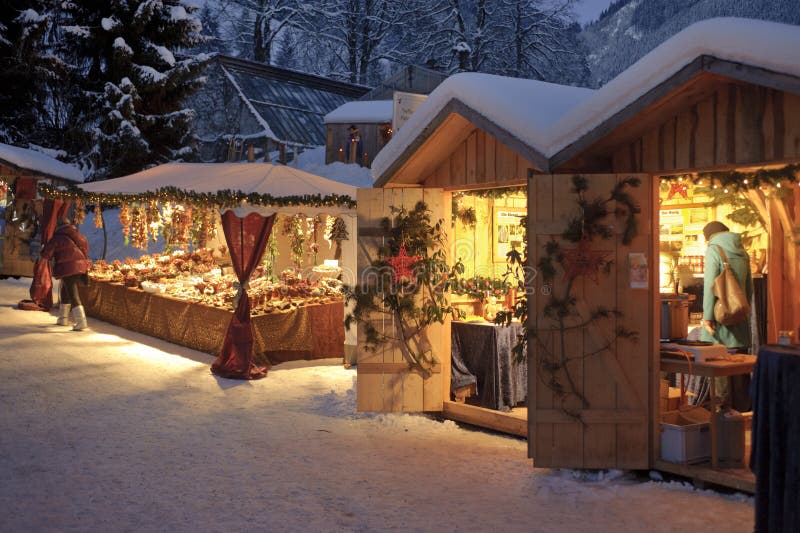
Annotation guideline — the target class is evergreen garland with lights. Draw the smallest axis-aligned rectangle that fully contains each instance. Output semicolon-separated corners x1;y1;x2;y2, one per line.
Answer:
37;183;357;211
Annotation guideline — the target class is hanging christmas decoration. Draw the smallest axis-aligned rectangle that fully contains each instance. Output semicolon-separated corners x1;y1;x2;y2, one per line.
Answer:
282;214;309;271
129;204;148;250
119;203;131;246
326;217;349;260
386;245;421;282
93;204;103;228
666;181;689;200
172;205;192;249
146;201;161;243
73;199;86;226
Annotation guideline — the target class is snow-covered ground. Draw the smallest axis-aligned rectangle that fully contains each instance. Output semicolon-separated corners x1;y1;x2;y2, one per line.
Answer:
0;278;753;532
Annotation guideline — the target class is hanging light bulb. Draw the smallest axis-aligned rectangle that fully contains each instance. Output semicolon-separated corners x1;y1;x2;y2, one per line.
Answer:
743;179;748;185
777;182;782;189
723;188;729;193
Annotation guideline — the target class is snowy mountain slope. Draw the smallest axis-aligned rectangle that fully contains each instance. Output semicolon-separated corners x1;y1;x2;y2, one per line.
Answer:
581;0;800;87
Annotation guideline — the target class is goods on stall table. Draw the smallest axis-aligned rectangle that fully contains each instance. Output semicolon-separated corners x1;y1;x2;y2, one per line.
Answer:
88;249;344;316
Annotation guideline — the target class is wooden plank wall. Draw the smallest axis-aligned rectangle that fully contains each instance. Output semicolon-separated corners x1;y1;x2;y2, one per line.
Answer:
423;129;533;189
452;194;527;279
356;187;450;412
325;123;390;167
612;84;800;174
527;174;655;469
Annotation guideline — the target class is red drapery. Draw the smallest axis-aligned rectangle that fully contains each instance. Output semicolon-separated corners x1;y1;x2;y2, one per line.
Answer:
26;199;70;311
211;210;276;379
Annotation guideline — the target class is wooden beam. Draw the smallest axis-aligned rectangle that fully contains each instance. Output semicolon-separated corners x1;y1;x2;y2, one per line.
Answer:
703;57;800;96
442;401;528;437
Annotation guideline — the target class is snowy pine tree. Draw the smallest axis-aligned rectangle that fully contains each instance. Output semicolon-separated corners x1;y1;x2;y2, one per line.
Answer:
0;2;68;145
59;0;208;179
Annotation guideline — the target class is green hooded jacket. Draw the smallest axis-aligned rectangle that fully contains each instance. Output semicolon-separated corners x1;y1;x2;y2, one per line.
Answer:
700;231;753;348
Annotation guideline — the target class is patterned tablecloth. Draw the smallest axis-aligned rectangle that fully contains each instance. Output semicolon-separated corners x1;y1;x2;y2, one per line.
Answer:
78;279;344;366
450;321;527;411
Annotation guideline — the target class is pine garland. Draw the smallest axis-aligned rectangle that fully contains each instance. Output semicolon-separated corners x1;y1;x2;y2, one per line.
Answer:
37;183;356;210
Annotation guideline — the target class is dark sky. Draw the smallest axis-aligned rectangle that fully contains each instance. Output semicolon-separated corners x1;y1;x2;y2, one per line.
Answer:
574;0;616;25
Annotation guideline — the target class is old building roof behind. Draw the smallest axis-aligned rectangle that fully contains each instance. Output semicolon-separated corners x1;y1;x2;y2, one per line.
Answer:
216;56;371;147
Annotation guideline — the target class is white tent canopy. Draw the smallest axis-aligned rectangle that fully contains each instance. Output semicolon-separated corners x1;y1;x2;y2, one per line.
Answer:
80;162;357;217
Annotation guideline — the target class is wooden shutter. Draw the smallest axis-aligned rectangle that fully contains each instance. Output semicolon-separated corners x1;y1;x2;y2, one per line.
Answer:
355;187;451;412
526;174;656;469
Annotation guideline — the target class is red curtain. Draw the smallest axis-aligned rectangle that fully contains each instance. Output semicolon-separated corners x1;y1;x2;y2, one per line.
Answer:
27;199;70;311
211;210;276;379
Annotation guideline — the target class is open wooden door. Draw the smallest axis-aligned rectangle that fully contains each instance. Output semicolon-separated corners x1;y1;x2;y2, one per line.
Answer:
526;173;657;469
355;187;451;412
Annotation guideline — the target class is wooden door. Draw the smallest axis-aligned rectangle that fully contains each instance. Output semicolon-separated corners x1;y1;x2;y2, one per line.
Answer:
355;187;451;412
526;173;656;469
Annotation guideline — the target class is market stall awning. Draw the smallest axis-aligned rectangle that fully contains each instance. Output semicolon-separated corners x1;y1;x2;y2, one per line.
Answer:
79;162;357;216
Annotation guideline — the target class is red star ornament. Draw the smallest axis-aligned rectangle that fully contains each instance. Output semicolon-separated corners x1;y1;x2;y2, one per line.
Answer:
561;240;611;284
667;181;689;200
387;245;421;282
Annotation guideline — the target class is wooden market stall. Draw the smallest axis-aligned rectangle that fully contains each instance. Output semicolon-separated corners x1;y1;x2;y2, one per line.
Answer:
0;142;85;278
41;162;360;373
357;17;800;493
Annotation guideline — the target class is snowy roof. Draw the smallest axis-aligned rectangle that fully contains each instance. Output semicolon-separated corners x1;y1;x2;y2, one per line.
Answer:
372;17;800;182
215;56;370;147
370;73;595;179
0;142;84;183
548;17;800;159
80;163;356;214
324;100;393;124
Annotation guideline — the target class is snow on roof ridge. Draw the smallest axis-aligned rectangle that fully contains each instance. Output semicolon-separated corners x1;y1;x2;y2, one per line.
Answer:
0;142;84;182
545;17;800;157
371;72;594;179
324;100;393;124
372;17;800;181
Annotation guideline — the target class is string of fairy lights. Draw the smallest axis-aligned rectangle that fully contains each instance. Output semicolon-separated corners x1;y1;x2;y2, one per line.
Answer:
36;183;357;210
661;163;800;199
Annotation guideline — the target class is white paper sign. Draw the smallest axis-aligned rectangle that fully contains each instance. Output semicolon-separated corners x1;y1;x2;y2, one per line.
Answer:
392;91;427;132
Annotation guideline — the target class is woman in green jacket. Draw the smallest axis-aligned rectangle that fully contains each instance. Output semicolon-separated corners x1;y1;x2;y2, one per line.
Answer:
701;221;753;410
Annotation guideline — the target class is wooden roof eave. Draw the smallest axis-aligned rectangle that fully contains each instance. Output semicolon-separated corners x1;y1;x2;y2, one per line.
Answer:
374;98;550;188
549;55;800;172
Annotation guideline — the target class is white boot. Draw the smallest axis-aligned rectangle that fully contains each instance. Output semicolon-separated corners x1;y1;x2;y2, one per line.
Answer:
72;305;88;331
56;304;71;326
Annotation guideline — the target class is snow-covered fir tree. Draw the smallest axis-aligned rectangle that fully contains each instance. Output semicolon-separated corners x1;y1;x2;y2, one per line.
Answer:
0;2;68;146
59;0;208;179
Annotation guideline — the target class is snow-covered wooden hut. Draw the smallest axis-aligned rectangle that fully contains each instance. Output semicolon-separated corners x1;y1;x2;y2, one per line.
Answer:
0;143;84;277
358;17;800;493
324;100;394;167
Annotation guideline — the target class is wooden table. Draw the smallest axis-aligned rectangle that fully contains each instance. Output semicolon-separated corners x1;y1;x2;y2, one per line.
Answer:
660;354;756;469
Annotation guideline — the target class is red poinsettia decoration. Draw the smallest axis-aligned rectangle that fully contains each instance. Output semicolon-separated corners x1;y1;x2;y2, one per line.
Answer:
387;245;421;282
561;240;611;284
667;181;689;200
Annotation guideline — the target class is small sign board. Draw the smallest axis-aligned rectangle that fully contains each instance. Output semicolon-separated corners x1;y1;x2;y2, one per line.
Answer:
392;91;427;132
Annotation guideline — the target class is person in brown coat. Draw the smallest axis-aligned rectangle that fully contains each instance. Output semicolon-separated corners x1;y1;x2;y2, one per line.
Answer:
40;218;90;330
